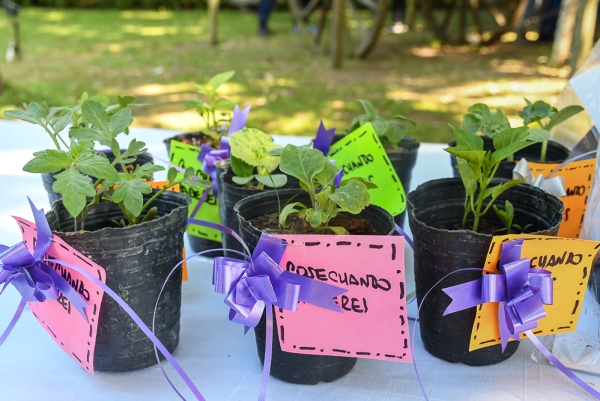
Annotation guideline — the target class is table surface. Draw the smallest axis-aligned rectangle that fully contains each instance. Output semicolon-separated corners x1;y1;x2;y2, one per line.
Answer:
1;119;599;401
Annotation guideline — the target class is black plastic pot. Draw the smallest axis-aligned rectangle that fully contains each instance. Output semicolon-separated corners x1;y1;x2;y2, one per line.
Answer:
448;138;571;179
235;189;395;384
163;131;211;155
45;191;190;372
408;178;563;366
219;170;300;258
332;134;419;228
41;152;154;206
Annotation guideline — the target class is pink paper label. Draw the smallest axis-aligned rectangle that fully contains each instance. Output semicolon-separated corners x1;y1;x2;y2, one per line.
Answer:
15;217;106;375
274;234;411;362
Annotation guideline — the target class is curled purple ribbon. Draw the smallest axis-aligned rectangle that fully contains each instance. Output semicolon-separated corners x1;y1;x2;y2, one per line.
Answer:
197;105;251;198
213;233;347;332
0;198;90;349
442;238;552;351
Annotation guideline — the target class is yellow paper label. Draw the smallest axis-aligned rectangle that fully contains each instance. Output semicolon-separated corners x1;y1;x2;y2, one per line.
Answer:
527;159;596;238
328;123;406;216
168;140;221;243
469;235;600;351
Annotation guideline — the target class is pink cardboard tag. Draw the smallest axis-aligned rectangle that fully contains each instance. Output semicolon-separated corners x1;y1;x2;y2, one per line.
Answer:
15;217;106;375
274;234;411;362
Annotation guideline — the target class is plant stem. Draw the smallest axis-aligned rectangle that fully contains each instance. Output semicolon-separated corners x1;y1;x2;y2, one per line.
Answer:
540;140;548;162
137;187;168;223
462;192;470;229
472;182;487;233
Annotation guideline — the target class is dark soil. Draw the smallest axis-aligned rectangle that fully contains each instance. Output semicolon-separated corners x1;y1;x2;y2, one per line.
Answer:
436;217;533;235
250;213;384;235
167;131;219;148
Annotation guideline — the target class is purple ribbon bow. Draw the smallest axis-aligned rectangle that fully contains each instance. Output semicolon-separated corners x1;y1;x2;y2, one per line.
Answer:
197;104;251;198
0;199;90;346
213;233;347;332
312;120;344;187
442;238;553;351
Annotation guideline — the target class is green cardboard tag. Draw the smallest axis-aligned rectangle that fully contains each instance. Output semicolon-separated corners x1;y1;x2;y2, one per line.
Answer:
169;140;222;242
328;123;406;216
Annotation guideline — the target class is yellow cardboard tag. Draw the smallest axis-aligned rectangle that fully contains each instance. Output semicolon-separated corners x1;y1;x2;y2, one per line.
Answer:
469;235;600;351
526;159;596;238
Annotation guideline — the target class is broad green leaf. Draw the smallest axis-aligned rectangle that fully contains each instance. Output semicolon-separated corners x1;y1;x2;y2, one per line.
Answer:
314;160;341;188
493;127;530;150
53;168;96;217
305;208;327;228
528;128;551;143
486;109;510;138
212;98;236;110
23;150;73;173
278;202;305;228
75;153;120;180
392;114;417;127
167;167;178;183
445;147;486;167
134;163;165;179
232;175;255;185
230;128;279;171
109;108;133;136
4;102;45;125
122;139;147;158
112;178;152;217
53;110;73;134
340;177;378;189
193;84;210;96
69;127;109;144
519;99;553;124
315;185;332;209
268;148;283;156
256;174;287;188
460;114;481;134
69;140;95;158
466;103;491;118
490;179;526;201
178;178;212;189
184;167;195;179
456;158;477;198
279;145;325;188
452;125;483;150
184;99;207;110
81;99;111;134
208;71;235;90
493;200;515;233
231;155;255;177
370;116;390;138
491;142;535;163
385;122;407;145
118;95;137;108
545;105;584;131
328;180;370;214
357;99;377;120
322;226;348;234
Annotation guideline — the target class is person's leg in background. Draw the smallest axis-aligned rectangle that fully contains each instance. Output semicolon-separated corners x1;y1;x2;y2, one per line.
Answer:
258;0;276;35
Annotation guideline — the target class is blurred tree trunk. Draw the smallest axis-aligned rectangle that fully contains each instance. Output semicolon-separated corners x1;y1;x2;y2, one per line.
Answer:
570;0;599;72
208;0;220;46
550;0;577;66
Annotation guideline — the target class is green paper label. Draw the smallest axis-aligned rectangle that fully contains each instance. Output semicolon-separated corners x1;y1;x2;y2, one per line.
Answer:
328;123;406;216
169;140;222;242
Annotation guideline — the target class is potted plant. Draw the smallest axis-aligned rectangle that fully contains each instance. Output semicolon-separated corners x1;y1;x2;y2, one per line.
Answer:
4;100;210;372
218;127;297;256
234;144;395;384
343;99;420;227
409;125;564;366
449;100;583;178
164;71;238;255
29;93;154;206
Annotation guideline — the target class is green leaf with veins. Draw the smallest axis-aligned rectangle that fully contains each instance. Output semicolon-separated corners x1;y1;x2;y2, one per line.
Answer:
178;178;212;189
305;208;328;228
4;103;45;126
528;128;551;143
75;153;120;180
229;128;280;172
370;116;390;138
357;99;378;119
278;202;306;227
167;167;178;183
232;175;255;185
122;139;148;158
314;160;341;188
208;71;235;90
81;99;111;134
256;174;287;187
53;110;73;134
112;178;152;217
545;105;584;131
109;108;133;136
279;145;324;188
340;177;378;189
69;140;95;158
53;168;96;217
69;127;109;144
134;163;165;179
328;180;370;214
315;185;332;208
385;122;407;145
231;155;254;177
518;99;553;125
23;150;73;173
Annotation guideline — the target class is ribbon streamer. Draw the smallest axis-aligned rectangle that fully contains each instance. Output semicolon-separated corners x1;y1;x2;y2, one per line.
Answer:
513;158;567;197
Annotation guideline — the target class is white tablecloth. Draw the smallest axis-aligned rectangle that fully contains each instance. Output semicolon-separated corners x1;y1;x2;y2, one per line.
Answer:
0;120;598;400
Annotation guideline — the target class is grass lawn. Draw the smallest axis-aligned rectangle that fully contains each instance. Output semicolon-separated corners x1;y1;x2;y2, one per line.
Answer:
0;8;572;142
